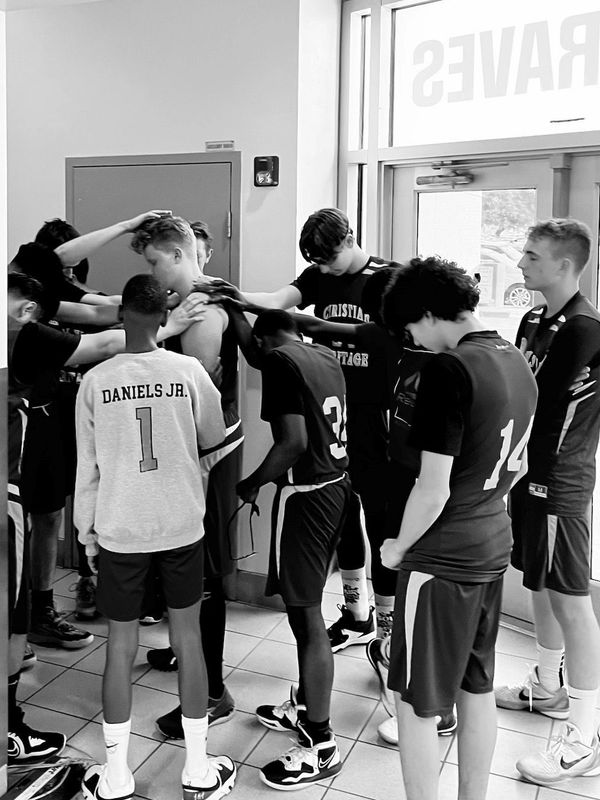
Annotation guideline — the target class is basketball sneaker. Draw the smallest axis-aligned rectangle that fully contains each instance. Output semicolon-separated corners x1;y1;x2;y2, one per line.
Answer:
156;688;236;738
147;646;178;671
377;710;457;744
8;721;66;763
82;764;134;800
516;723;600;785
29;605;94;649
182;755;236;800
366;636;394;716
327;604;376;652
75;576;97;620
494;665;569;719
256;685;306;733
260;722;341;790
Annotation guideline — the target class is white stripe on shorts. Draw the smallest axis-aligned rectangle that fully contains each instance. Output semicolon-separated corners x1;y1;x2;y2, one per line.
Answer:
547;514;558;572
8;482;25;605
404;571;434;687
273;475;346;580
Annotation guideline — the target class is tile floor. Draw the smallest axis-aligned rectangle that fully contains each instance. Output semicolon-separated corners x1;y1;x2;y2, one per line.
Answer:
15;567;600;800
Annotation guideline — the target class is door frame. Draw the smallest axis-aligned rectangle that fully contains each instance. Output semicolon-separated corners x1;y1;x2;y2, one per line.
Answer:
66;150;242;288
385;149;600;625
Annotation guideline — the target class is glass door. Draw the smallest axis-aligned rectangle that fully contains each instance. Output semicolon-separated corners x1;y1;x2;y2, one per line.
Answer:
389;154;600;622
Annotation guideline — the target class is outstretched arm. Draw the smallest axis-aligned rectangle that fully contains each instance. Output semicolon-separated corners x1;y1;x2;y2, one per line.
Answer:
54;209;170;267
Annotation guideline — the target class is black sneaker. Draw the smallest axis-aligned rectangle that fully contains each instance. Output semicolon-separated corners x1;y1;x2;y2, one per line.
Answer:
81;764;134;800
29;605;94;650
75;577;97;620
147;646;178;671
8;722;66;763
260;724;341;790
156;688;236;739
182;755;236;800
256;685;305;732
327;604;376;652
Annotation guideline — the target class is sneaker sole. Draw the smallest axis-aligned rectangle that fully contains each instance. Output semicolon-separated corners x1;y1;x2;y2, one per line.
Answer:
259;762;342;790
438;721;457;736
517;763;600;786
27;633;94;650
331;629;377;653
255;713;298;733
8;735;67;764
495;699;569;720
20;658;37;672
182;769;236;800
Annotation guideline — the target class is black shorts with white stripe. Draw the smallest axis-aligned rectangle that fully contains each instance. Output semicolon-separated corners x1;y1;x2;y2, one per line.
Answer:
388;569;503;718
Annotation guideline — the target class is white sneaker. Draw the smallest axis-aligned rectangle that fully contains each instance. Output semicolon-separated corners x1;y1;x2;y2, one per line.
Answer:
182;755;236;800
377;710;457;745
495;665;569;719
516;723;600;785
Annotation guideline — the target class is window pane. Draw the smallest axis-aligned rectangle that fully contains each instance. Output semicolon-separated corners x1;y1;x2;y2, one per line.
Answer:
417;189;537;342
347;11;371;150
391;0;600;148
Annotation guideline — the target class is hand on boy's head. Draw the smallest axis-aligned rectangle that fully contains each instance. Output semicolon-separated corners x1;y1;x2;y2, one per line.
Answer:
125;209;172;233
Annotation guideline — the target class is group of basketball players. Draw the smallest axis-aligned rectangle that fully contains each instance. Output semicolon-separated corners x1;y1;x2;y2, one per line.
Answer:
7;206;600;800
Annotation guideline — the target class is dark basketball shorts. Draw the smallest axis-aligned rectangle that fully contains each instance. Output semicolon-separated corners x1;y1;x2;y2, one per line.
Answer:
97;538;205;621
266;476;350;607
388;570;503;718
8;484;30;636
510;481;591;596
200;410;244;579
20;402;71;515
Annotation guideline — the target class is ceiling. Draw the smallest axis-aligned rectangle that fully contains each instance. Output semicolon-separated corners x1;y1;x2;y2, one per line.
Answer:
0;0;105;11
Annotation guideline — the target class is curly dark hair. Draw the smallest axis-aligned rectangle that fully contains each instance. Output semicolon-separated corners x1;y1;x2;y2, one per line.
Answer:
34;218;90;283
382;256;479;336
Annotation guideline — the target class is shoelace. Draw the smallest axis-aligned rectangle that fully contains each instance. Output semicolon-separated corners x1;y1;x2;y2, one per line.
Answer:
280;742;313;769
503;663;536;712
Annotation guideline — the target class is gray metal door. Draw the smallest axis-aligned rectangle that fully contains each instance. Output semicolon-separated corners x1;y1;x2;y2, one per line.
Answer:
68;152;240;294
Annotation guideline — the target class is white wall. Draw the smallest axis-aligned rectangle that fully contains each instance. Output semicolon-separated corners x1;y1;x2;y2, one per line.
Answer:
296;0;341;264
6;0;341;593
0;9;6;367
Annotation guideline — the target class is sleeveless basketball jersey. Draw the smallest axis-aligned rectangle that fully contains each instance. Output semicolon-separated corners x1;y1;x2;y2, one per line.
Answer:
292;257;400;404
261;340;349;486
405;332;538;582
516;292;600;513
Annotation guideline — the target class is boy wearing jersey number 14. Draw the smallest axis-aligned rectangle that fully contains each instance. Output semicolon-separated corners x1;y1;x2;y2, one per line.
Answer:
228;308;351;790
380;258;538;800
74;275;236;800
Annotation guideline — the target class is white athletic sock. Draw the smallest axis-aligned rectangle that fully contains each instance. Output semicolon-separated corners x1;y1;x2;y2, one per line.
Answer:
181;714;210;785
537;644;564;692
374;593;394;638
101;719;133;796
568;686;599;746
341;568;370;622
